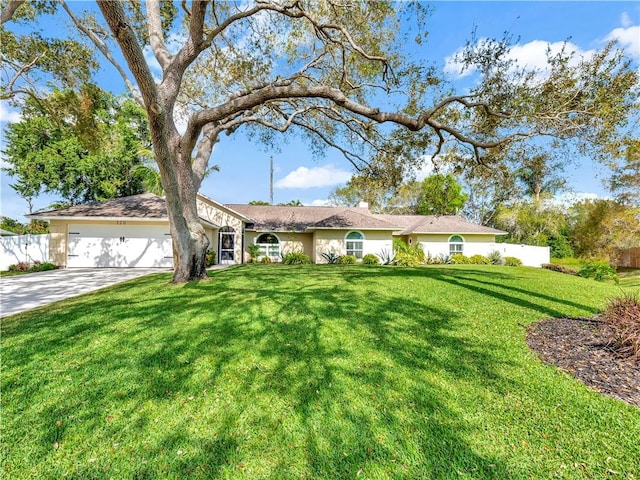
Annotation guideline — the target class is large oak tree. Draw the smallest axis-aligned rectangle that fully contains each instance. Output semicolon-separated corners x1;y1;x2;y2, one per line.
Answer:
2;1;637;282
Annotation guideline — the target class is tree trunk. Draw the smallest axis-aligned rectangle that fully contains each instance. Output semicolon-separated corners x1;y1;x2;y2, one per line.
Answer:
159;135;210;283
169;212;209;283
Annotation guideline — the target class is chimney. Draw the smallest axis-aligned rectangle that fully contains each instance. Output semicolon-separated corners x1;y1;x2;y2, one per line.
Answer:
358;201;369;209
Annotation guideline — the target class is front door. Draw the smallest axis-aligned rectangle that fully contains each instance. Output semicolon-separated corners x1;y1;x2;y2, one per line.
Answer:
219;227;235;264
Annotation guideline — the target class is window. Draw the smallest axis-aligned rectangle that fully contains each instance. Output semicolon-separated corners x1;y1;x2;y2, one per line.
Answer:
345;231;364;259
256;233;280;260
449;235;464;256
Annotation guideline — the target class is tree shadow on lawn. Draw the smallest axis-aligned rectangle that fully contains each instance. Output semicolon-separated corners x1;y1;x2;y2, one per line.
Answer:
3;267;526;479
352;266;601;319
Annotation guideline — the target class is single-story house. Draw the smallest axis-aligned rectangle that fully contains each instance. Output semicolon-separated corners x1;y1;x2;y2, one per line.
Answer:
30;192;522;268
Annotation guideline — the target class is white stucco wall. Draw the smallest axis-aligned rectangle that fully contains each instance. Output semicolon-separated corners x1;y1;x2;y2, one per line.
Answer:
0;234;50;270
245;231;314;262
416;234;498;258
314;229;393;263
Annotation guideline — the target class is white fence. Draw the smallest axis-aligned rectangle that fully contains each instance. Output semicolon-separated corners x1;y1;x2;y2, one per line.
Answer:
0;234;50;271
420;240;550;268
488;243;550;267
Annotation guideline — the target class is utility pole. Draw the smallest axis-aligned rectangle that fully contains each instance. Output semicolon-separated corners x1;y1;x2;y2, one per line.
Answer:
270;155;274;205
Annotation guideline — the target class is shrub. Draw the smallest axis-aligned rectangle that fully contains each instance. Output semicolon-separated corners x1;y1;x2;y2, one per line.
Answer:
450;254;469;264
469;254;490;265
31;261;58;272
393;252;422;267
205;250;216;267
248;244;261;263
579;263;619;283
434;253;452;265
504;257;523;267
7;261;58;273
362;253;380;265
603;292;640;361
338;254;357;265
488;250;504;265
376;248;395;265
282;252;311;265
8;262;31;272
541;263;577;274
260;255;272;264
321;250;341;264
394;241;425;264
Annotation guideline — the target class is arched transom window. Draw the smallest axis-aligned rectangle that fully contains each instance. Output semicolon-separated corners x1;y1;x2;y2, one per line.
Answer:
345;231;364;259
256;233;280;260
449;235;464;256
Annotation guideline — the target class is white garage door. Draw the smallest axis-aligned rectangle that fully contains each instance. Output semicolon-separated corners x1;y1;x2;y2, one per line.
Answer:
67;224;173;268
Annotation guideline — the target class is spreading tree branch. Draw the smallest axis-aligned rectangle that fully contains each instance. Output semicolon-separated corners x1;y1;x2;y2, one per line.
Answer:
61;1;143;104
0;0;24;24
146;0;172;70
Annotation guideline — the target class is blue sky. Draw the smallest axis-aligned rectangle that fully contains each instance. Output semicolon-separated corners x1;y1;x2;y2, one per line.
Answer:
1;1;638;221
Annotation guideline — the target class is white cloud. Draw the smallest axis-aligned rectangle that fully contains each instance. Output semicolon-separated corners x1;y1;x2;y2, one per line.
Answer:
0;102;21;123
509;41;592;71
550;191;602;207
445;39;594;79
275;164;352;189
605;25;640;59
446;13;640;81
307;199;332;206
411;155;455;181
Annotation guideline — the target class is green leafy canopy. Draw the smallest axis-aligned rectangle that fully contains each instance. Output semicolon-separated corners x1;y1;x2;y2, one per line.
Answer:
2;87;153;205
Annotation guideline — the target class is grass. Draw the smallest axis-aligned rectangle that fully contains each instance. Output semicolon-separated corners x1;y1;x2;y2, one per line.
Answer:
549;258;640;288
617;267;640;288
2;265;639;479
0;270;33;277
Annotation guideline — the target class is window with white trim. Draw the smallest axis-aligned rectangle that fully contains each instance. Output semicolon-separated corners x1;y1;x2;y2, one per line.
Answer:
345;231;364;259
256;233;280;260
449;235;464;256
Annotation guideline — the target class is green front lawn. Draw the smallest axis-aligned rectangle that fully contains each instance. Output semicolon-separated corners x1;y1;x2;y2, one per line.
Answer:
2;265;639;479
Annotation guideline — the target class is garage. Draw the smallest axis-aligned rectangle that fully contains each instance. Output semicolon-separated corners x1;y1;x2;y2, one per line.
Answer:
67;223;173;268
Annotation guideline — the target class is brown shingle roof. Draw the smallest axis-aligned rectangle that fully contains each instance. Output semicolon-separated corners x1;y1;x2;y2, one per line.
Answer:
226;204;397;231
308;209;398;230
373;214;506;235
31;193;169;219
30;193;505;236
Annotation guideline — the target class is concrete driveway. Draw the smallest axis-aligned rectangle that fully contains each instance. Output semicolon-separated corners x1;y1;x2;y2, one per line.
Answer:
0;268;170;318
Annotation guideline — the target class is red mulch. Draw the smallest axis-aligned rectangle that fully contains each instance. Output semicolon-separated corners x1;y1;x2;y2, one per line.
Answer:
526;317;640;407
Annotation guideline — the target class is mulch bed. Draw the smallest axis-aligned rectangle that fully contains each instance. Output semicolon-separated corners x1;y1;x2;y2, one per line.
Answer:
526;317;640;407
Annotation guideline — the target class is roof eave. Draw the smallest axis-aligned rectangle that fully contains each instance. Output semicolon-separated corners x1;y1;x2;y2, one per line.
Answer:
246;228;307;233
197;193;254;222
28;215;170;222
306;226;399;231
28;214;220;229
403;230;507;235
